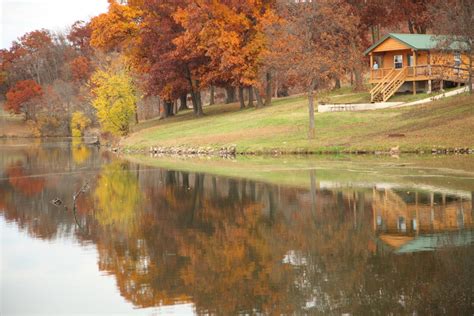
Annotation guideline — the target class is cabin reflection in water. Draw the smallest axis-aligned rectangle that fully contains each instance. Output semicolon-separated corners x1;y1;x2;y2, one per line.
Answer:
372;188;473;253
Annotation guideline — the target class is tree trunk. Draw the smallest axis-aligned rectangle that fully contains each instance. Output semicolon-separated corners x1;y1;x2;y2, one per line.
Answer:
195;89;203;116
238;86;245;109
190;91;198;115
255;87;264;108
408;20;415;34
189;85;203;116
185;66;204;116
308;80;317;140
469;55;473;94
173;99;178;115
247;86;254;107
209;85;215;105
353;66;364;91
162;100;173;118
225;86;236;104
179;94;187;111
370;25;380;43
274;78;278;98
334;78;341;89
265;72;272;106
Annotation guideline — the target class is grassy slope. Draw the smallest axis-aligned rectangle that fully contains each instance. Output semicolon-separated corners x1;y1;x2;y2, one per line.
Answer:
323;86;460;104
122;92;474;153
125;154;474;193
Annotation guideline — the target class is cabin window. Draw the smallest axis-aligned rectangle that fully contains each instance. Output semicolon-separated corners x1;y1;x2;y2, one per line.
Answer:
454;53;461;67
454;53;461;74
397;217;406;232
394;55;403;69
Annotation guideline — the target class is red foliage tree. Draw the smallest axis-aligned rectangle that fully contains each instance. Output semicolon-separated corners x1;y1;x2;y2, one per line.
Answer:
5;80;43;120
70;56;91;82
67;20;93;55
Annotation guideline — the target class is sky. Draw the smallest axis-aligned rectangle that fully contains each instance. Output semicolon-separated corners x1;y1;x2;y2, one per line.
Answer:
1;0;109;49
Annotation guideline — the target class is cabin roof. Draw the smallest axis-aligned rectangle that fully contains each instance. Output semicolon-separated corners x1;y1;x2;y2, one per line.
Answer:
364;33;463;55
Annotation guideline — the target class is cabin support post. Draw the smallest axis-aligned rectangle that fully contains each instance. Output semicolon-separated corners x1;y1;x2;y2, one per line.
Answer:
412;50;417;95
427;62;432;94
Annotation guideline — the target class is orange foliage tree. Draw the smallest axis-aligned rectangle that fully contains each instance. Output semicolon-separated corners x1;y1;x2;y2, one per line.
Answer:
174;0;278;109
5;80;43;120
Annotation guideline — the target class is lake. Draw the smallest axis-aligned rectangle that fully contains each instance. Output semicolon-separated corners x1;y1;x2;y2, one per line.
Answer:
1;140;473;315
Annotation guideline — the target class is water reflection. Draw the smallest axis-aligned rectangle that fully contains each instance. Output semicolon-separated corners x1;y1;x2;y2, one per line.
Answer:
1;142;473;314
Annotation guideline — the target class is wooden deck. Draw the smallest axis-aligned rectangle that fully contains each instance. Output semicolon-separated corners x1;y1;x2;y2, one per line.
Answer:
369;64;471;102
370;64;471;84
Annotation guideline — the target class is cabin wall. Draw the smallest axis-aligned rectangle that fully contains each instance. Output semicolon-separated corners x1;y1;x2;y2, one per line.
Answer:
376;50;411;68
374;50;430;69
430;51;470;67
373;38;410;52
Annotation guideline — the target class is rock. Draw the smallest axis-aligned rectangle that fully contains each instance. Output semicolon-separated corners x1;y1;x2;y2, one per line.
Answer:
389;145;400;154
51;198;63;207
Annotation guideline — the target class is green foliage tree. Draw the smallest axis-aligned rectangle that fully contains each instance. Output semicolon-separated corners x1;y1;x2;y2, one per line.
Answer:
90;63;138;136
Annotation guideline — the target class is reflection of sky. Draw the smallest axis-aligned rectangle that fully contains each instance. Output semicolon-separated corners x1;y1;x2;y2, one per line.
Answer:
0;217;196;315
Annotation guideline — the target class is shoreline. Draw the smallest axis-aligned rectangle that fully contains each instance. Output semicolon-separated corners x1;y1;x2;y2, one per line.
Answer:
115;145;474;157
2;135;473;156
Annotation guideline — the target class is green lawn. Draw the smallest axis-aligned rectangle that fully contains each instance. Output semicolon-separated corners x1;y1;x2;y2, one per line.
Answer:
122;91;474;153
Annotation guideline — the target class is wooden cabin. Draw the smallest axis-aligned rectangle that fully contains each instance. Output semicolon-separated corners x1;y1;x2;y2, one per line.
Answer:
364;33;471;102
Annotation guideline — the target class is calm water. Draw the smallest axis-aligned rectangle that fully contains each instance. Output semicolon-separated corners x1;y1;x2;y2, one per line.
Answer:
1;141;474;315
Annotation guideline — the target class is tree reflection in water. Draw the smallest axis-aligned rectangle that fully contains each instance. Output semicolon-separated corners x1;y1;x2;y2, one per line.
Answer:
0;144;473;314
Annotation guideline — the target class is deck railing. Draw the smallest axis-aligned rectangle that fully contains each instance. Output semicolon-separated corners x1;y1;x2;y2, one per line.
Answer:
370;68;393;81
371;64;471;82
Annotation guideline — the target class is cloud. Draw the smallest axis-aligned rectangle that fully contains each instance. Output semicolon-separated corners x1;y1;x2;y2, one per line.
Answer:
1;0;108;49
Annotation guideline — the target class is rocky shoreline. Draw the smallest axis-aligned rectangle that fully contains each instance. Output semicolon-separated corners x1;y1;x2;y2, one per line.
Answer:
110;145;474;157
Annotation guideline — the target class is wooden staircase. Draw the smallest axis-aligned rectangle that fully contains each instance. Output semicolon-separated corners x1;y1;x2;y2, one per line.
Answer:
370;68;408;102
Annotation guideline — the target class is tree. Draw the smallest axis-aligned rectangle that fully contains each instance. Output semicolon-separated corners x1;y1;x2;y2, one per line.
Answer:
67;20;93;55
140;0;206;116
8;29;54;85
430;0;474;94
174;0;278;108
71;111;91;137
70;56;91;82
90;60;138;136
275;0;359;139
90;0;202;117
394;0;434;34
89;0;142;53
5;80;43;120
